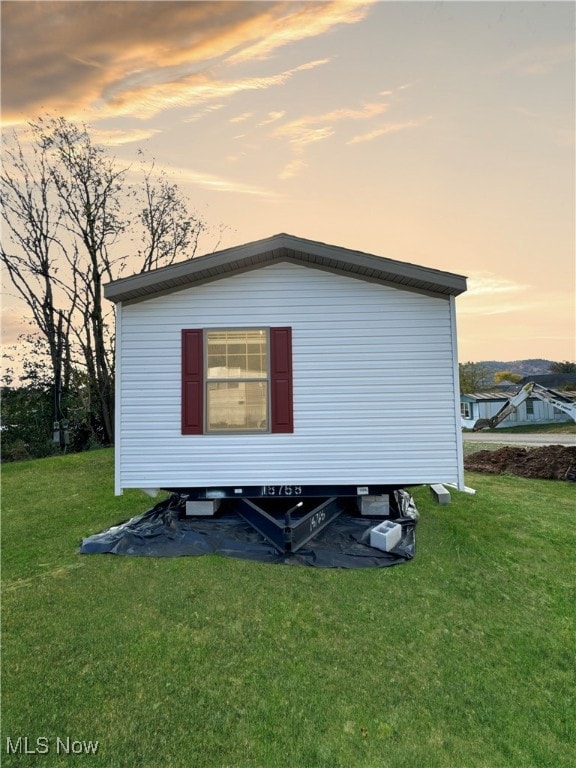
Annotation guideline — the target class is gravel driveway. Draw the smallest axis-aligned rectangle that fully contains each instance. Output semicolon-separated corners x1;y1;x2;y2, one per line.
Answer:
462;432;576;447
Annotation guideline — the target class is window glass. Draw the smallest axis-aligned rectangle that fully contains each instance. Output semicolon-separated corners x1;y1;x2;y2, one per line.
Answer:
207;329;267;379
206;329;268;431
207;382;268;431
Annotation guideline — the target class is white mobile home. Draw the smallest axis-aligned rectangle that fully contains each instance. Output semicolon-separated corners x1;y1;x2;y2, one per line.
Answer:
104;234;467;495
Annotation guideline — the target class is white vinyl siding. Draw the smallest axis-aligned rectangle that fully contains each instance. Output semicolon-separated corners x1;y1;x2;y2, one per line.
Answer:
117;262;461;491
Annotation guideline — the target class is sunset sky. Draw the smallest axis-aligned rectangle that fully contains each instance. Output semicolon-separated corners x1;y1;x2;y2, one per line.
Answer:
1;0;574;363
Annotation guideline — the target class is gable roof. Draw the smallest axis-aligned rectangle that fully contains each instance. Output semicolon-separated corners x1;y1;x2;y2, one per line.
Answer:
462;389;576;403
104;232;467;304
461;390;518;403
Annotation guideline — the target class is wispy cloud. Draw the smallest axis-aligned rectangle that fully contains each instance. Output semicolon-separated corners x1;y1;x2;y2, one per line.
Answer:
458;280;574;363
279;158;308;180
458;272;532;316
347;117;429;144
257;111;287;127
378;81;419;100
277;125;336;148
229;112;253;124
226;1;373;64
184;104;226;123
499;42;575;76
275;101;389;140
396;81;418;92
129;160;278;200
273;100;389;176
102;59;330;120
1;0;357;125
268;77;427;178
90;128;161;146
465;273;530;297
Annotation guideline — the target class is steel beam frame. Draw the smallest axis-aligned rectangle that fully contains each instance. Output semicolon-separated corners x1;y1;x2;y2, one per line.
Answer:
235;497;346;554
164;484;400;499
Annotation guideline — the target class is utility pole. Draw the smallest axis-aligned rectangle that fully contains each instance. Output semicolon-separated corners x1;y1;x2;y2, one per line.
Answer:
52;311;69;451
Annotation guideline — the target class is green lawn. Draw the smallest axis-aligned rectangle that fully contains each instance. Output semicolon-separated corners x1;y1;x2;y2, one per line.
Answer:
462;441;502;456
2;450;574;767
494;422;575;434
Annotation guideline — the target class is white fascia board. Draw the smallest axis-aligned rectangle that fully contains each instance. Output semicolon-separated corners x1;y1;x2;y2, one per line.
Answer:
450;296;465;491
114;302;123;496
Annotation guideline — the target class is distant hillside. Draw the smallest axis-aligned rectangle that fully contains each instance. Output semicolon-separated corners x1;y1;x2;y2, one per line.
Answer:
480;359;555;377
462;359;576;391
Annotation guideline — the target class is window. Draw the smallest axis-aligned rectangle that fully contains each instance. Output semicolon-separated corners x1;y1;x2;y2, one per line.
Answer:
206;329;268;432
461;401;472;419
526;399;534;416
182;327;293;435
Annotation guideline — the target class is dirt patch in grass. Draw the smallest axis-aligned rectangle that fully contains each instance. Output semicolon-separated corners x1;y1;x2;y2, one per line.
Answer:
465;445;576;480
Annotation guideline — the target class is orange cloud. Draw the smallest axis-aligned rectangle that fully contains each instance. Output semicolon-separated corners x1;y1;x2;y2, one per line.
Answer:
103;59;330;120
1;1;365;125
465;273;530;298
129;160;278;199
90;128;161;146
279;158;308;180
274;102;388;148
226;1;372;64
229;112;253;124
457;273;531;317
347;117;428;144
273;100;389;177
257;110;287;127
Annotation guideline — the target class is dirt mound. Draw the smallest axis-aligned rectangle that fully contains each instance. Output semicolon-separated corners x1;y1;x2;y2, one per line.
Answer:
465;445;576;480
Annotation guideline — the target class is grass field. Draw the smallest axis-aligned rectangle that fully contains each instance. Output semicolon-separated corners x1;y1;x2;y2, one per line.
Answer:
493;422;575;434
2;449;574;767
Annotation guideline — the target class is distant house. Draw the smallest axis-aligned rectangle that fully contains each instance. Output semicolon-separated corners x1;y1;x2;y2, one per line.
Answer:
460;390;576;429
104;233;468;495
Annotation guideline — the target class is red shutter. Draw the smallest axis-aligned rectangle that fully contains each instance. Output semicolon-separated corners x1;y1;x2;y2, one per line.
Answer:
270;327;293;433
182;330;203;434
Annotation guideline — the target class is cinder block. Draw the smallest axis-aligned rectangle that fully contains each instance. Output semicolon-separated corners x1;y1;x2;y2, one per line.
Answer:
185;499;221;517
369;520;402;552
358;494;390;517
430;484;451;505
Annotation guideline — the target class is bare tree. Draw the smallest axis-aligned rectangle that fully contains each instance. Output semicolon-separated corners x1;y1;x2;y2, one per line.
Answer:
1;116;207;445
1;130;77;386
39;118;127;443
136;159;206;274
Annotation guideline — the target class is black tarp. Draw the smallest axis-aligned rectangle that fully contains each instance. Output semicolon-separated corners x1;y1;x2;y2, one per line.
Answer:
79;492;418;568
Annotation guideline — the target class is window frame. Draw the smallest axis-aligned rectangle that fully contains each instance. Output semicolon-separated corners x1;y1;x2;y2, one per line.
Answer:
182;326;293;436
204;327;271;435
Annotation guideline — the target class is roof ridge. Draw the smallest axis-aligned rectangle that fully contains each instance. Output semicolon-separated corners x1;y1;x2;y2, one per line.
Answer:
104;233;468;304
